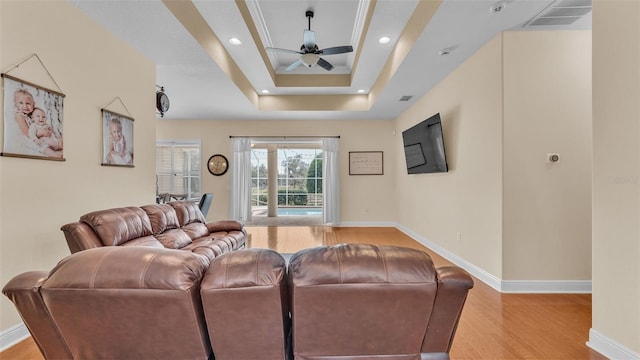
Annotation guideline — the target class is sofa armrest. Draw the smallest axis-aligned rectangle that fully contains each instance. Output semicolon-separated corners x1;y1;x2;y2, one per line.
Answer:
60;222;103;253
422;266;474;353
206;220;244;233
201;249;289;360
2;271;72;359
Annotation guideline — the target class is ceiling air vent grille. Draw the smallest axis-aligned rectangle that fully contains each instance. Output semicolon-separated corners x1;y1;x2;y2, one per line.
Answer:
524;0;592;27
399;95;413;102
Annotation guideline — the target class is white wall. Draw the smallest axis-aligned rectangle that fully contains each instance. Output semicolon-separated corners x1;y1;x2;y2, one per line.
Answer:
0;1;156;335
394;30;592;284
395;35;505;279
3;1;636;358
502;31;592;280
591;0;640;356
156;119;397;224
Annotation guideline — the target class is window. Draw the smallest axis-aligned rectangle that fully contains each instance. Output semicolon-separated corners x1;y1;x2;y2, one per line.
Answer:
156;140;201;201
250;145;323;208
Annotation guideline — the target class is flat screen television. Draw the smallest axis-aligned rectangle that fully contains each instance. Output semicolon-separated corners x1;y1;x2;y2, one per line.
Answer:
402;113;448;174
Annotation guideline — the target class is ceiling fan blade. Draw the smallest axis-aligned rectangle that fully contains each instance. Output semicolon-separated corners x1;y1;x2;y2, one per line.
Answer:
303;30;316;52
316;57;334;71
285;59;303;71
266;47;303;55
319;45;353;55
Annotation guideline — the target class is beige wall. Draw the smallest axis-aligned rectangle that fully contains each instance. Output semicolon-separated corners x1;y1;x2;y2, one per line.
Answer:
394;31;592;282
156;119;397;224
2;0;637;356
395;36;504;279
0;1;156;333
592;0;640;354
502;31;592;280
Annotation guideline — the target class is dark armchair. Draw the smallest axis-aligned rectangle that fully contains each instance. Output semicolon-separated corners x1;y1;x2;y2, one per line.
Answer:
198;193;213;218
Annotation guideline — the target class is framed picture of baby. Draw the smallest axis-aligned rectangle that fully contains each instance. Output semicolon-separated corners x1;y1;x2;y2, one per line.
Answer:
101;109;134;167
1;74;65;161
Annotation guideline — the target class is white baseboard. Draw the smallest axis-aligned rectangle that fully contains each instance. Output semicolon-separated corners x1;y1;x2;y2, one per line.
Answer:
501;280;592;293
588;328;640;360
337;221;397;227
0;323;29;352
395;224;592;294
395;224;503;291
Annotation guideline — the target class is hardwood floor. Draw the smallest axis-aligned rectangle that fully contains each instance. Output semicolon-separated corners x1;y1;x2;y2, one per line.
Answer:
2;226;606;360
248;226;606;360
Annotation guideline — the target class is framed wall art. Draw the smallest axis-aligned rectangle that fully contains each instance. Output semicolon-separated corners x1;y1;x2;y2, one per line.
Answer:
349;151;383;175
101;109;134;167
1;74;65;161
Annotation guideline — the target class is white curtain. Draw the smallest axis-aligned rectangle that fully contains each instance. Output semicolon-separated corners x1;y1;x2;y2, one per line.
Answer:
229;138;252;222
322;138;340;225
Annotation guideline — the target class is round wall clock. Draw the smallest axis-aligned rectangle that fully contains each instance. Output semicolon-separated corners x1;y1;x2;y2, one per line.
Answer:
156;88;169;117
207;154;229;176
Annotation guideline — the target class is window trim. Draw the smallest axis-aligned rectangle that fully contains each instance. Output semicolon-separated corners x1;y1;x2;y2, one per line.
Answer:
156;139;202;202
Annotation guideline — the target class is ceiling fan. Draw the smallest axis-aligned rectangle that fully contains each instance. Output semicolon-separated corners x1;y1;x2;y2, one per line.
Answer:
266;10;353;71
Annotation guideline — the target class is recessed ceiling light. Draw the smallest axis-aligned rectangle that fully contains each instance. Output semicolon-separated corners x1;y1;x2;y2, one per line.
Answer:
439;48;452;56
261;89;270;94
378;36;391;44
229;37;242;45
357;89;366;93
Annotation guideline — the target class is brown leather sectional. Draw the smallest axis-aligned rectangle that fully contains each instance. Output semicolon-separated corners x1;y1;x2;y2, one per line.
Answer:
60;200;247;265
3;243;473;360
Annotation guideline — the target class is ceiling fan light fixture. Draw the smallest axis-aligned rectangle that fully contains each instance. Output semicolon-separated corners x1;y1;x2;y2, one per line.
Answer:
300;53;320;67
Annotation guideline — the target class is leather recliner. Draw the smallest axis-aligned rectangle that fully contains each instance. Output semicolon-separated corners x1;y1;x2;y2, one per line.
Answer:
3;244;472;360
288;244;474;360
201;248;292;360
3;246;213;360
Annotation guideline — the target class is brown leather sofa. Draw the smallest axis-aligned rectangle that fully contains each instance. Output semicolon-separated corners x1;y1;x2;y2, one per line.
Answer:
60;200;246;265
3;244;473;360
288;244;474;360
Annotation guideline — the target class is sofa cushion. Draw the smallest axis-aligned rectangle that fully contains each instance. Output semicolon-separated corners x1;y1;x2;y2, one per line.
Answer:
141;204;180;234
182;223;209;240
120;237;165;249
168;201;206;226
156;229;193;249
43;246;207;290
80;207;154;247
289;243;437;285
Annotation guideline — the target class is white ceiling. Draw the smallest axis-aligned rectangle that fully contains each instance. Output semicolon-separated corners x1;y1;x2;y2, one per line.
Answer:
71;0;591;121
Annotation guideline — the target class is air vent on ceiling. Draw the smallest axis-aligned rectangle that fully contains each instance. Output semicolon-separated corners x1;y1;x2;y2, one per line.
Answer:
524;0;592;27
399;95;413;102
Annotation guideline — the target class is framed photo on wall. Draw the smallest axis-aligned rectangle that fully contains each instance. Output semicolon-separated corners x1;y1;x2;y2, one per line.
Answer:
101;109;134;167
349;151;383;175
1;74;65;161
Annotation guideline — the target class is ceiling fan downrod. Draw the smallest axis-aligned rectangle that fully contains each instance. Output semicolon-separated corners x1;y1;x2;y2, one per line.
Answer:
306;10;314;30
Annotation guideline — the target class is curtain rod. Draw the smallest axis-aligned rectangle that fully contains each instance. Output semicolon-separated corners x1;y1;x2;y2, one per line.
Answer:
229;135;340;139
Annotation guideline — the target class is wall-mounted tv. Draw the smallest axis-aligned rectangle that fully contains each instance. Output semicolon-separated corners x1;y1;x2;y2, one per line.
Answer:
402;113;448;174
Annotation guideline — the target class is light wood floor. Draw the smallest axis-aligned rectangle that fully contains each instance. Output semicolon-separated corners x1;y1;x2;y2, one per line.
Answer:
2;226;606;360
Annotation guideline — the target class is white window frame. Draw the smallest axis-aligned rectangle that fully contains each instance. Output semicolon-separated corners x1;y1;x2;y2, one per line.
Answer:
156;139;202;202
